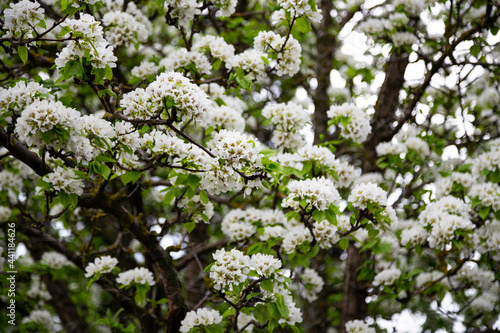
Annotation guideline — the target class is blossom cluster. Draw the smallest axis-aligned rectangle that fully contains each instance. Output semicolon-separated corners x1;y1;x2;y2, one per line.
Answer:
116;267;155;286
254;31;302;77
121;72;212;124
84;256;119;278
282;177;340;211
262;102;309;150
327;103;371;143
180;308;223;333
3;0;45;38
56;14;117;70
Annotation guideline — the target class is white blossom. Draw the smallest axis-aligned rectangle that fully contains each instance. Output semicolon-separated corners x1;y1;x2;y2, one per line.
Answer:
85;256;119;278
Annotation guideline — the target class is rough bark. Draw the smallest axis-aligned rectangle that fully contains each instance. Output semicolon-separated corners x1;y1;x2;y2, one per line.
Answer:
312;0;336;145
340;244;368;333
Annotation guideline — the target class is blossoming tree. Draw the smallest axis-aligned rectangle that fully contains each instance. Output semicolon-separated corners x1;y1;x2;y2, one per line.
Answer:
1;0;500;332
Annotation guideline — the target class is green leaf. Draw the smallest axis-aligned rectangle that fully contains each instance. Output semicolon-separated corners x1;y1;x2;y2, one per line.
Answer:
235;74;252;90
479;205;491;220
18;45;28;64
339;238;349;251
61;0;69;10
40;129;57;144
96;155;116;163
260;279;274;292
85;274;101;290
120;171;142;185
312;210;325;222
268;302;283;321
187;174;200;190
184;220;196;233
296;16;311;33
93;68;106;83
253;303;270;323
470;44;481;57
105;65;113;80
163;189;176;205
134;284;149;306
63;60;84;80
199;190;209;204
205;324;223;333
275;294;289;318
59;192;78;208
260;148;277;157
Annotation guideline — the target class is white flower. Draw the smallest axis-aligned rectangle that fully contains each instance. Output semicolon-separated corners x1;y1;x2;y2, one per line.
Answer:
85;256;119;278
102;11;149;47
209;248;250;290
254;31;302;77
262;102;309;150
116;267;155;286
327;103;371;143
21;310;55;333
44;167;84;196
4;0;45;38
313;220;339;249
348;182;388;209
40;252;70;269
373;267;401;286
300;268;324;302
180;308;223;333
122;72;212;125
277;0;322;23
345;319;376;333
283;177;340;211
160;48;212;76
250;253;281;277
164;0;201;29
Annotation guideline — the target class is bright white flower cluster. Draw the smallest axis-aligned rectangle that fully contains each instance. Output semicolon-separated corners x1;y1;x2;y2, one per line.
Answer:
296;146;357;188
15;99;80;148
399;220;427;246
228;49;268;81
375;141;408;156
84;256;118;278
193;35;236;63
0;81;51;116
300;268;324;302
393;0;425;17
142;130;187;157
419;196;473;249
327;103;371;143
313;220;340;249
3;0;44;38
282;177;340;211
40;251;71;269
250;253;282;277
358;18;392;35
391;32;419;47
208;129;262;169
116;267;155;286
345;319;376;333
348;182;388;209
164;0;200;29
206;105;246;132
56;14;117;69
122;72;212;124
475;220;500;254
373;267;401;286
0;206;12;222
212;0;238;17
282;224;313;253
44;166;84;196
209;248;251;290
468;182;500;211
254;31;302;76
221;208;290;242
21;309;55;333
262;102;309;150
102;11;149;47
277;0;322;23
160;49;211;76
131;61;159;79
180;308;223;333
209;249;284;291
